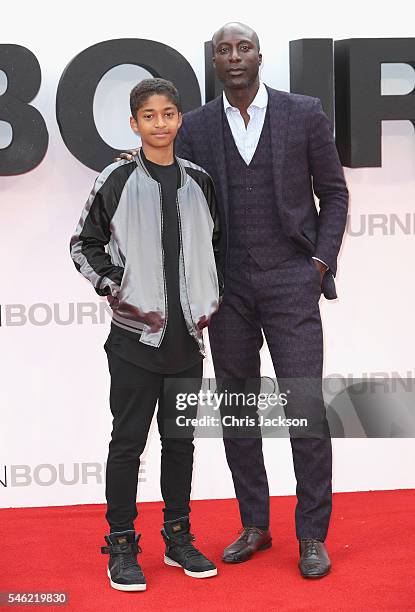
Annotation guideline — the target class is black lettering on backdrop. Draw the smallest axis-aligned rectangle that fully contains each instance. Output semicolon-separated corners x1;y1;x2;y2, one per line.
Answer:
0;45;49;175
0;37;414;174
334;38;415;167
56;39;201;172
289;38;334;127
204;41;223;102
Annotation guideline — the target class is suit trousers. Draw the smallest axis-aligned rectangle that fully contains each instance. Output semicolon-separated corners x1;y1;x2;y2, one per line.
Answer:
209;249;332;541
105;351;202;532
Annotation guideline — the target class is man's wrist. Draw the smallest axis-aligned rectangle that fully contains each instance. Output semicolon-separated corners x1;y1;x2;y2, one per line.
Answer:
311;257;327;282
311;256;328;271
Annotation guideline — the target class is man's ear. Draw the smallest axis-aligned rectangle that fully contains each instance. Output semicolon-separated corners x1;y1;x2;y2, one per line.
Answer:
130;115;139;134
258;53;262;66
177;112;183;129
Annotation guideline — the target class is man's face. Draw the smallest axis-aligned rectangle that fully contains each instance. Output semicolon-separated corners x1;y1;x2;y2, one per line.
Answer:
212;26;262;90
130;94;182;148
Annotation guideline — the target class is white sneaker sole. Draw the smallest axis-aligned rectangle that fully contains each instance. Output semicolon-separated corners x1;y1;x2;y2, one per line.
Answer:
164;555;218;578
107;567;147;591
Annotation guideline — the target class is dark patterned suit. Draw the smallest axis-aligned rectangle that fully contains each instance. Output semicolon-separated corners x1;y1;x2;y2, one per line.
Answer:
175;86;348;540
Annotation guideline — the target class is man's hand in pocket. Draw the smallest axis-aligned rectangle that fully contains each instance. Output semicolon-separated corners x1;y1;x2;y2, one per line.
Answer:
312;259;328;283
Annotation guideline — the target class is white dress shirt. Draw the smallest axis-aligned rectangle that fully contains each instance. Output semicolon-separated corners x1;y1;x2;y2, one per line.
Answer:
223;81;268;166
222;82;328;271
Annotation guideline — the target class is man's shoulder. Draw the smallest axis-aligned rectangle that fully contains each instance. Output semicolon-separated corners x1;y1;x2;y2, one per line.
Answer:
182;97;222;124
182;88;318;122
266;86;318;112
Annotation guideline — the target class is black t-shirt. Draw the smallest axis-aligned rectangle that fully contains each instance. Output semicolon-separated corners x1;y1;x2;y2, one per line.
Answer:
104;153;202;374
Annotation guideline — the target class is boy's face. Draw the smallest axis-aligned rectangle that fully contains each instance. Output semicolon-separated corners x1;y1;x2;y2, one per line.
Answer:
130;94;182;149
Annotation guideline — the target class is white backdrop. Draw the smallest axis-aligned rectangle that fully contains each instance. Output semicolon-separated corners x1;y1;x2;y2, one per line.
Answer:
1;0;415;509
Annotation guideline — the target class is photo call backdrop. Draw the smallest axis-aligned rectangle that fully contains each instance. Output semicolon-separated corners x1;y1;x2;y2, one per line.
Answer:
1;0;414;510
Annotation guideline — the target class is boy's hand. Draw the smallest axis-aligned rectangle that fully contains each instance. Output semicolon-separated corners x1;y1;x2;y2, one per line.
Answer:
111;302;164;333
196;299;222;331
144;311;164;333
196;315;211;331
115;149;139;162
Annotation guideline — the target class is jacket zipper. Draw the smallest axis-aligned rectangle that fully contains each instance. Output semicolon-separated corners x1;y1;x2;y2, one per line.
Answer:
157;182;168;347
176;195;205;355
137;149;205;350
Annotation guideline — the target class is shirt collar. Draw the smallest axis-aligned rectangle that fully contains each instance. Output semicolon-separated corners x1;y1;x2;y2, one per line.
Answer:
223;81;268;113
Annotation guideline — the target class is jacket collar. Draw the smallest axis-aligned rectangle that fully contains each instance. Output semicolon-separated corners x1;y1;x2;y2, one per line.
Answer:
135;147;188;188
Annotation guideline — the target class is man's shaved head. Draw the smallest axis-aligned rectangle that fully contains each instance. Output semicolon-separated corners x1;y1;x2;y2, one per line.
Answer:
211;22;260;52
211;21;262;92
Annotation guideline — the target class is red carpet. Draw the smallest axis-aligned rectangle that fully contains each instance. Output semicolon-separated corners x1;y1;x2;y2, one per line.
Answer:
1;490;414;611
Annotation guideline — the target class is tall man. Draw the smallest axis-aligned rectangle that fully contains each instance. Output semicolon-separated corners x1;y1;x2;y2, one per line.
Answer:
122;22;348;578
174;22;348;578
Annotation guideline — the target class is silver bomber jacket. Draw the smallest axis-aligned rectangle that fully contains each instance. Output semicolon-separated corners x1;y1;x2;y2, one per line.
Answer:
70;149;223;351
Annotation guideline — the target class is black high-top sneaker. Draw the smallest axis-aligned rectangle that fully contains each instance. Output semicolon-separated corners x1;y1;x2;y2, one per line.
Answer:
101;530;146;591
161;516;217;578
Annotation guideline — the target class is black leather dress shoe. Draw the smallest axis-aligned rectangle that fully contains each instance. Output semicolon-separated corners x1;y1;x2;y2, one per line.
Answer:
298;539;331;578
222;527;272;563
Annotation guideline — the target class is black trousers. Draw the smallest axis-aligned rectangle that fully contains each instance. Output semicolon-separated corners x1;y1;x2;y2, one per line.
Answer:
209;250;332;541
105;350;202;532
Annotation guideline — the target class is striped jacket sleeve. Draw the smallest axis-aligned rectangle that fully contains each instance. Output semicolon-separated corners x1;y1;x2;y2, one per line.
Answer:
69;163;128;297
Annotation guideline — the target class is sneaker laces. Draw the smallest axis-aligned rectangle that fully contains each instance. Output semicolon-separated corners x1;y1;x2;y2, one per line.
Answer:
169;532;203;560
121;549;140;570
122;542;142;571
108;540;142;570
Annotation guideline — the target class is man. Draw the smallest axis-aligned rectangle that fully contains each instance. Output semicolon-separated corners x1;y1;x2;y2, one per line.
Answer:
123;22;348;578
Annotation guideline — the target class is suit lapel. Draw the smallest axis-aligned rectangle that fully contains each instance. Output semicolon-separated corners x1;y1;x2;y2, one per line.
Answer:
204;88;289;227
205;97;229;226
267;87;289;208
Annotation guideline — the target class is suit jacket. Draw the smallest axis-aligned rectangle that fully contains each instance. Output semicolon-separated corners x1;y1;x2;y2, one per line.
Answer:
175;85;349;299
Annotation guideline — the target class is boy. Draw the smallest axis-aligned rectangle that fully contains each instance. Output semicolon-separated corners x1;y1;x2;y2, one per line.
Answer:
70;78;223;591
